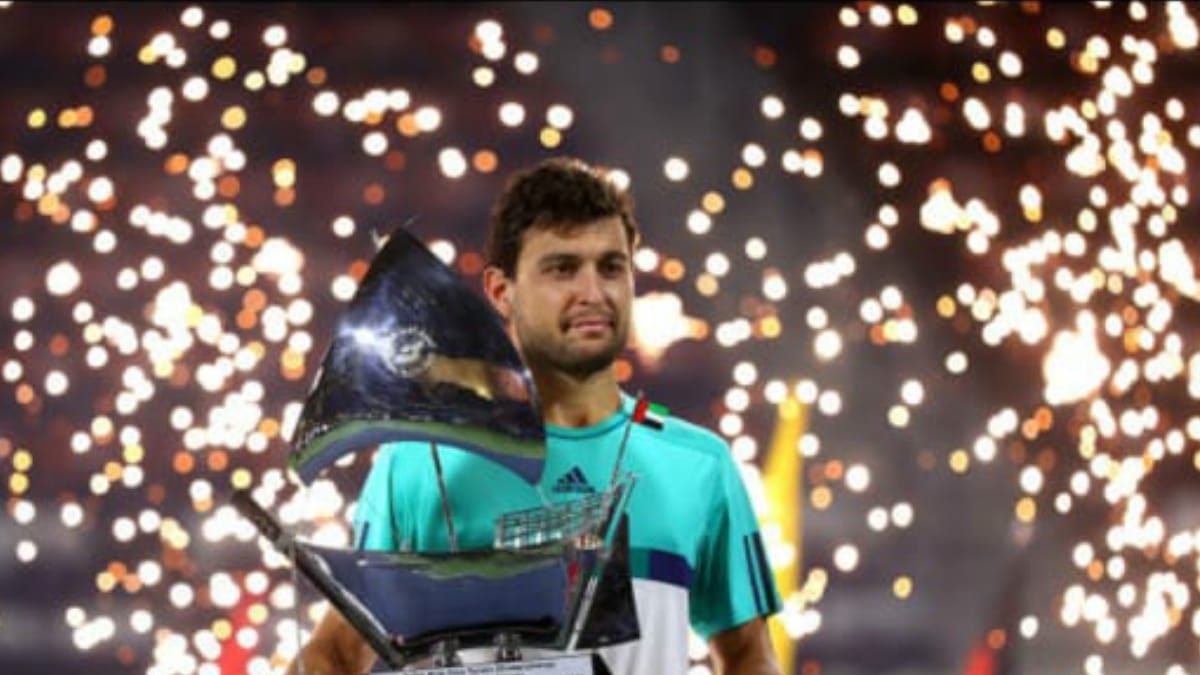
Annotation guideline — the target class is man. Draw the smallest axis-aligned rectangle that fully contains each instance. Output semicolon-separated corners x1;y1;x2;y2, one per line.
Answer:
288;157;782;674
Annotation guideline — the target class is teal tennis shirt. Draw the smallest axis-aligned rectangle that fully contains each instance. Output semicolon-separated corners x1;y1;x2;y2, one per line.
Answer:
353;391;782;672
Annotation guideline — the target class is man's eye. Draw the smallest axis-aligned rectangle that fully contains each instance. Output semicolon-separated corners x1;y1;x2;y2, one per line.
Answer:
602;260;626;275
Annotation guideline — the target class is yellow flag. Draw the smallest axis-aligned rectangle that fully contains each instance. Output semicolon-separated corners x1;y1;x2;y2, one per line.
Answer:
759;396;806;670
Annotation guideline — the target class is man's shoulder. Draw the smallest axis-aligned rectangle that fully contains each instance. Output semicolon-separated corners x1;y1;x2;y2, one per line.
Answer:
650;409;730;460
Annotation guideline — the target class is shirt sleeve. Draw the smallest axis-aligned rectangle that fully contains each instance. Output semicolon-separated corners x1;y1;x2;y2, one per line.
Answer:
352;445;400;551
689;444;783;640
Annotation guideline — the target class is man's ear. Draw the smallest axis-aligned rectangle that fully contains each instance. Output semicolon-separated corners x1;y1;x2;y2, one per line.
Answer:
482;266;513;321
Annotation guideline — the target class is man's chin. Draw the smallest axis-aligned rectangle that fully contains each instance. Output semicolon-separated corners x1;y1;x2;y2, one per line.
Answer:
555;346;620;378
518;330;625;379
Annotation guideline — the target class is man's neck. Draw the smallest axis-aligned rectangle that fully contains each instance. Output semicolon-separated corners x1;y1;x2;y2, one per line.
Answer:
532;368;622;428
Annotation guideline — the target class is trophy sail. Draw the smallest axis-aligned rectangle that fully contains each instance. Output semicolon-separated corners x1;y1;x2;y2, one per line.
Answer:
288;226;546;485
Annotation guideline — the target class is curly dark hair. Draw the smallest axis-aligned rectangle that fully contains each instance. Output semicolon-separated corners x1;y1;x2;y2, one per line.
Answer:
485;157;640;276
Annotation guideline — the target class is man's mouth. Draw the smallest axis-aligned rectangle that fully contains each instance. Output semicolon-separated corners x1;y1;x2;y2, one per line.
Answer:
563;316;613;333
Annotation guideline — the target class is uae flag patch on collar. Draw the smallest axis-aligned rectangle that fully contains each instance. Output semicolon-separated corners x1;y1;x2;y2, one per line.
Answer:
632;397;668;430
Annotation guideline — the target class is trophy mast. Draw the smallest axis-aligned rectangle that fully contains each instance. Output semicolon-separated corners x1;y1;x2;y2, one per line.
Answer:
428;441;458;553
427;440;464;666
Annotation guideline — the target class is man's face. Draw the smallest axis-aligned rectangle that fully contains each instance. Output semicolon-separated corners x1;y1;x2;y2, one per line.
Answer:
495;216;633;379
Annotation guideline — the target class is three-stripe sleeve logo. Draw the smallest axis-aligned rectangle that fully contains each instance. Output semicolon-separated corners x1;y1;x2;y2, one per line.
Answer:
743;533;778;616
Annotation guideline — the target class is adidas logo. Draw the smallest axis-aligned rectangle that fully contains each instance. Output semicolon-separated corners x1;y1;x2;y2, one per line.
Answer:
551;466;595;494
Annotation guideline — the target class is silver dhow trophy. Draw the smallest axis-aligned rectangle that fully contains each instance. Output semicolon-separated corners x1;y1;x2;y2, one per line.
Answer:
231;226;640;673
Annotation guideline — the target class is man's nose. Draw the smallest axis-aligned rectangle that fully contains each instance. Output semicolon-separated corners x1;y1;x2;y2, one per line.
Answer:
574;266;606;303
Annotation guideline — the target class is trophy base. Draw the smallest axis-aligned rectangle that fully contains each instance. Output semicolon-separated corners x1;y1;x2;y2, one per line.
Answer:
383;653;610;675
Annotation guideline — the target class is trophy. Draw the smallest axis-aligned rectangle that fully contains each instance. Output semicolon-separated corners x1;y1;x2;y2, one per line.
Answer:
231;226;640;673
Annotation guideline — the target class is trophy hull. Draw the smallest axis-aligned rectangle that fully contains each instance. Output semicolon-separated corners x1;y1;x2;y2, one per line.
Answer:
380;653;612;674
309;543;573;648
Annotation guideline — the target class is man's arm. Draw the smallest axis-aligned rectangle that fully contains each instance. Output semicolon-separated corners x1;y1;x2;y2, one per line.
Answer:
709;617;782;675
285;606;378;675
